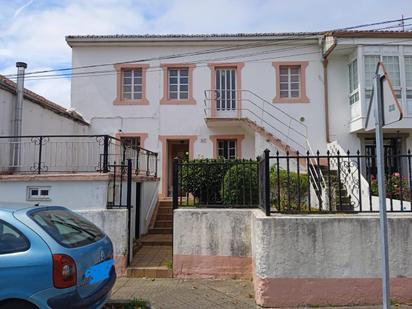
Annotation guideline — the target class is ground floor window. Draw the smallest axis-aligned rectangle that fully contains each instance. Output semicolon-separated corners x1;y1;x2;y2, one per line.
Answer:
217;139;237;160
364;137;402;177
120;136;141;150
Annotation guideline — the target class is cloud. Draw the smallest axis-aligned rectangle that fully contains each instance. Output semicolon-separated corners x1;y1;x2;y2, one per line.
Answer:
0;0;411;107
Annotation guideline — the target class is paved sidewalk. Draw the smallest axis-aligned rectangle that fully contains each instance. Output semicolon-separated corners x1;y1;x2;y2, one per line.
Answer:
109;277;412;309
109;277;258;308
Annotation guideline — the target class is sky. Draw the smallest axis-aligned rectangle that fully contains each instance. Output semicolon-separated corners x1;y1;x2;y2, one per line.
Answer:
0;0;411;108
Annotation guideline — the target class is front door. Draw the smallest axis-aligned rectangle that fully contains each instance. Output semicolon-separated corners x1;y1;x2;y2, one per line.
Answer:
167;140;189;196
215;68;237;115
365;137;401;177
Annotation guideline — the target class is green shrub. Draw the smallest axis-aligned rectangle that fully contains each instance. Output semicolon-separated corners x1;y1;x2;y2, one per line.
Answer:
270;165;309;213
222;162;259;206
371;172;411;201
181;158;255;204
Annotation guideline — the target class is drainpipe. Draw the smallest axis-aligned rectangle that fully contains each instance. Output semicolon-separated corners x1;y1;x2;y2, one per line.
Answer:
322;38;337;144
11;62;27;169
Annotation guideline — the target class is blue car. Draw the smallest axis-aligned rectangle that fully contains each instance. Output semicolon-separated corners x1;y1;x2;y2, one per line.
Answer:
0;204;116;309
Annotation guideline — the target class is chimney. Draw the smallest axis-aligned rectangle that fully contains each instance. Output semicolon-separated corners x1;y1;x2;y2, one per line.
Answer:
10;62;27;169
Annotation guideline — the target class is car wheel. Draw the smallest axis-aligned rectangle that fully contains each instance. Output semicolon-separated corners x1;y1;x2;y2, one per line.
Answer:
0;299;38;309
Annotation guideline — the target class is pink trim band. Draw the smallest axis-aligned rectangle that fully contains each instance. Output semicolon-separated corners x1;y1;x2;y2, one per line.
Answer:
174;255;252;279
253;276;412;307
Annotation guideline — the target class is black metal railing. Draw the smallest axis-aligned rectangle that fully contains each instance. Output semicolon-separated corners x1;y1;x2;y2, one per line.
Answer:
0;135;158;176
173;149;412;215
172;157;260;209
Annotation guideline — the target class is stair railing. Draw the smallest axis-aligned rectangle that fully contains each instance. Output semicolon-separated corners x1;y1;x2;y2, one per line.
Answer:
204;89;327;209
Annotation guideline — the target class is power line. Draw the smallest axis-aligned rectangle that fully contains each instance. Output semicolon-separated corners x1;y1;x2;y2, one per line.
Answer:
18;37;412;83
4;16;412;79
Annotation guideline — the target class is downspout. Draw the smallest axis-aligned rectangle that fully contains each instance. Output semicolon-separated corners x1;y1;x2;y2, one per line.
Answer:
10;62;27;170
322;38;337;144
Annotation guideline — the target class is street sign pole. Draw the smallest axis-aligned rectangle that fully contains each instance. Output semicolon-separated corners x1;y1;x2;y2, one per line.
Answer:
374;73;391;309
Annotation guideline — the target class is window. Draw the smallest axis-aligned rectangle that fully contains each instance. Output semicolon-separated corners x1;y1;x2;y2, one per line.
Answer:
169;68;189;100
279;66;300;98
27;186;50;201
30;208;104;248
218;139;237;160
272;62;309;103
382;56;401;98
364;55;380;100
0;220;30;254
161;64;195;104
364;55;401;99
121;136;141;150
113;64;149;105
348;59;359;105
122;68;142;100
405;56;412;101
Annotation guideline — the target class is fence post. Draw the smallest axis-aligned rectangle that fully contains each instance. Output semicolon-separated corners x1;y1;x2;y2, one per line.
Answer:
126;159;132;266
37;136;43;174
154;153;158;177
103;135;109;173
146;152;150;176
172;157;179;210
264;149;270;216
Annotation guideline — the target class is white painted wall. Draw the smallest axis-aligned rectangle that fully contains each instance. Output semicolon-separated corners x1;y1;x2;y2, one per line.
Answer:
0;87;88;136
0;180;108;210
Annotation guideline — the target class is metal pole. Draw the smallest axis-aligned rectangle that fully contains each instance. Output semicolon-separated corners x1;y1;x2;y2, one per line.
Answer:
126;159;132;266
374;73;390;309
172;157;179;210
11;62;27;170
264;149;270;216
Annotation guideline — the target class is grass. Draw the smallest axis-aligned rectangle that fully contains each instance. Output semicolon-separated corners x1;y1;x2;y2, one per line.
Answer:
164;259;173;269
104;298;150;309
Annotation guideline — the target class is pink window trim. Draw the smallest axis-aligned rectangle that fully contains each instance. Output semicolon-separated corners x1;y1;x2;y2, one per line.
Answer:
208;63;245;118
113;63;149;105
160;64;196;105
209;134;245;159
272;61;310;104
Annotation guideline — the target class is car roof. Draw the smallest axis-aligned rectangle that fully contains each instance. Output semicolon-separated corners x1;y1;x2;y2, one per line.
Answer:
0;201;65;213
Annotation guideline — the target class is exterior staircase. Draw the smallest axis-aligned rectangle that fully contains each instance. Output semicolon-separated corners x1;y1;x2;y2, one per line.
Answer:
127;199;173;278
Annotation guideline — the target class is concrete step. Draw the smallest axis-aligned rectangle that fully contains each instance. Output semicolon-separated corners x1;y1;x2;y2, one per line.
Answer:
127;266;172;278
140;234;173;246
149;227;173;234
156;214;173;221
155;220;173;228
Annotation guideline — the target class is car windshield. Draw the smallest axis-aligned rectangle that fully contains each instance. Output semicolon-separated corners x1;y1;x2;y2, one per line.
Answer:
30;209;104;248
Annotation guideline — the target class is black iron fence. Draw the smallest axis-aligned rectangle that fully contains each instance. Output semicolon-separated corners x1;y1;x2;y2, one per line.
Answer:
0;135;158;176
172;158;261;210
173;149;412;215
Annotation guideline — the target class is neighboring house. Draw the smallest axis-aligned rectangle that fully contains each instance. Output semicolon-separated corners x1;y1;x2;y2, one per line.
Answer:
66;31;412;197
0;74;88;135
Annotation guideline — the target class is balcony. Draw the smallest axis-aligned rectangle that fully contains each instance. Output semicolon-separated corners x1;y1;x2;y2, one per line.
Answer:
0;135;158;177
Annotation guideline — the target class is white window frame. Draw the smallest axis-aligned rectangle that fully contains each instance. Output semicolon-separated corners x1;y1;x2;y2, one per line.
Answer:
168;68;189;100
27;186;51;201
122;68;142;100
348;58;359;105
279;65;301;99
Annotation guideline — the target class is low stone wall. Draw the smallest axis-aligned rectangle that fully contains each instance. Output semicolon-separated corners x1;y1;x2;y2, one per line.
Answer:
79;209;128;276
174;209;412;307
173;209;255;279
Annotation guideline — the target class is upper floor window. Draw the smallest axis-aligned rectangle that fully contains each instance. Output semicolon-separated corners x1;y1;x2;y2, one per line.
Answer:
405;56;412;102
272;61;309;103
160;64;195;104
113;64;149;105
364;55;401;99
121;136;141;150
348;59;359;105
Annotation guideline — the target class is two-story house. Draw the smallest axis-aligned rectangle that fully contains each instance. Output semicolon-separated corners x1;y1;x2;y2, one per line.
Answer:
66;31;412;197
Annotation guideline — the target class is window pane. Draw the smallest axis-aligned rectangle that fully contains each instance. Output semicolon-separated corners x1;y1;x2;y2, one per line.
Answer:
169;70;178;77
382;56;400;87
405;56;412;87
170;85;178;91
134;92;142;99
0;220;30;254
180;77;188;84
170;92;178;99
364;55;380;89
123;77;132;85
279;83;288;90
291;90;300;98
279;67;288;75
280;90;289;98
123;93;132;99
180;84;188;92
279;75;288;82
169;77;178;84
123;70;132;78
123;85;131;92
290;83;299;90
30;209;104;248
133;69;142;77
180;69;188;77
290;67;300;75
180;92;188;99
